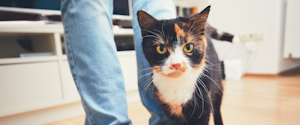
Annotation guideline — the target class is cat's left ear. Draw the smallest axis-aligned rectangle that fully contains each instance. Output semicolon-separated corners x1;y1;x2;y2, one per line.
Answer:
188;5;211;32
137;10;159;36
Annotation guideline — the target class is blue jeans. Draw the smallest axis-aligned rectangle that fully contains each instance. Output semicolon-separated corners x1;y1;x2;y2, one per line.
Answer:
61;0;175;124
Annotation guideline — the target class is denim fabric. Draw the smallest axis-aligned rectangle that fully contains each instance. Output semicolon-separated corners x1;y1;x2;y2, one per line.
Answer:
132;1;176;125
61;0;175;124
61;0;131;124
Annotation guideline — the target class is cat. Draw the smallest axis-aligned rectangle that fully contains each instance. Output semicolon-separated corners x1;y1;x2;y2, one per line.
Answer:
137;6;232;125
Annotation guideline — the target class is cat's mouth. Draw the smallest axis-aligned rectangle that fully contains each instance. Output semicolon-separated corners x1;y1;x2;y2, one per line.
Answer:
153;65;188;78
166;70;183;78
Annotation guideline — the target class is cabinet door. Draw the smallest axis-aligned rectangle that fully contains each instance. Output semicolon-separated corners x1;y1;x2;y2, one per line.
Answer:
0;62;62;117
118;51;138;91
284;0;300;58
62;61;80;101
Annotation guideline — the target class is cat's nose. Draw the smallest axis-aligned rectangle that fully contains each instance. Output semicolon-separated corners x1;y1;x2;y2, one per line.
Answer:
172;63;181;70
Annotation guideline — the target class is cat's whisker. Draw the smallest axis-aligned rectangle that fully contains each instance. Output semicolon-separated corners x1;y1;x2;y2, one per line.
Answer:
141;78;153;100
204;59;224;73
186;71;204;100
142;29;164;41
205;59;217;67
191;33;205;39
202;64;222;72
186;15;199;38
140;77;151;90
187;70;205;119
186;25;205;39
187;71;205;118
188;96;197;120
143;35;164;41
202;73;223;92
144;80;153;97
138;67;153;71
138;72;153;80
138;67;153;73
195;83;205;119
188;27;206;37
187;28;204;38
141;71;161;98
186;71;197;119
187;36;202;43
153;29;162;34
138;68;153;81
153;29;165;39
187;33;205;41
197;77;214;116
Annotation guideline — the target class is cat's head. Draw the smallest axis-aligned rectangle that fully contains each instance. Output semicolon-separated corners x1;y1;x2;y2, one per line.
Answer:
138;6;210;78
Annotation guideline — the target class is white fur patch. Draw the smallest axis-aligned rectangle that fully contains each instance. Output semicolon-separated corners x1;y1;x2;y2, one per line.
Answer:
232;35;240;44
153;44;206;105
161;46;185;74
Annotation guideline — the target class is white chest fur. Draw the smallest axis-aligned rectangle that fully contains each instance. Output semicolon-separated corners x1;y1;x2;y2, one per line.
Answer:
152;68;203;105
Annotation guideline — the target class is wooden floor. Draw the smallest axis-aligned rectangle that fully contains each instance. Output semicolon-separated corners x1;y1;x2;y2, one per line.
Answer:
46;73;300;125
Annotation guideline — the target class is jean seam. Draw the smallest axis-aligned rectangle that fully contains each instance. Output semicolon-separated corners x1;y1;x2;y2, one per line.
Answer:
63;6;99;125
60;0;66;11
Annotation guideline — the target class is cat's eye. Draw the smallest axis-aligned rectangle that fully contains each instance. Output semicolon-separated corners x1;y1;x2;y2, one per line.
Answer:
156;45;167;54
183;43;194;53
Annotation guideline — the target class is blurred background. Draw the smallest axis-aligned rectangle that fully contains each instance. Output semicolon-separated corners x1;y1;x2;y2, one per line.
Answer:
0;0;299;125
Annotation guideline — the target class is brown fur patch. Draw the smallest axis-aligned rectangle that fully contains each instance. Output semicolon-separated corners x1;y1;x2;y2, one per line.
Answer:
166;46;173;54
181;22;190;27
153;66;161;74
169;66;175;70
174;24;186;37
156;92;184;117
200;35;208;48
185;52;193;56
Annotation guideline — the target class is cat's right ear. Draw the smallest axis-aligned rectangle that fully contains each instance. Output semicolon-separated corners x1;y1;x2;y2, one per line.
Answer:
187;6;211;32
137;10;158;36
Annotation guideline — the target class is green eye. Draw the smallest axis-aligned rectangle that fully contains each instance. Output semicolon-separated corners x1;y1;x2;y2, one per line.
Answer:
157;45;167;54
184;43;194;53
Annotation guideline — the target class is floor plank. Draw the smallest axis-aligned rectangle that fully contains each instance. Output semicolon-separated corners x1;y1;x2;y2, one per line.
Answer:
46;74;300;125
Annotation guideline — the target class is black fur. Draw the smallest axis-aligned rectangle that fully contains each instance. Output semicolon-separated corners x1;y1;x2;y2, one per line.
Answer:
205;23;235;43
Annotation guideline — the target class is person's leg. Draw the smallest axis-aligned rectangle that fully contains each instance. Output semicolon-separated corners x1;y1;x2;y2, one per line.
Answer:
132;0;176;125
61;0;131;124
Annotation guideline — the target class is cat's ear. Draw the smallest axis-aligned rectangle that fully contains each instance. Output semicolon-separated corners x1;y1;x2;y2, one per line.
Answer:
188;6;211;32
137;10;158;36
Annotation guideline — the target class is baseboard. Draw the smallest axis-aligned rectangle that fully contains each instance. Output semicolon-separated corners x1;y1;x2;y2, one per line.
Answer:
0;89;140;125
244;66;300;77
243;73;278;77
279;66;300;76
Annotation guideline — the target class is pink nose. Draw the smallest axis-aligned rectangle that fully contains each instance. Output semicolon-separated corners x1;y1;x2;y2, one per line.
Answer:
172;63;181;69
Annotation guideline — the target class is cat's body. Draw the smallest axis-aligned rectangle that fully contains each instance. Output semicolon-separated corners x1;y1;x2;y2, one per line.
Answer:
138;6;228;125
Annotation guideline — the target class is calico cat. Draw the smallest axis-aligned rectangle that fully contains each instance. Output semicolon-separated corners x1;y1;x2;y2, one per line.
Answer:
137;6;231;125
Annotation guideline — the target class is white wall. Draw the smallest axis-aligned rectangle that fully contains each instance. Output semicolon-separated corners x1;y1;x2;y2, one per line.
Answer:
207;0;300;74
